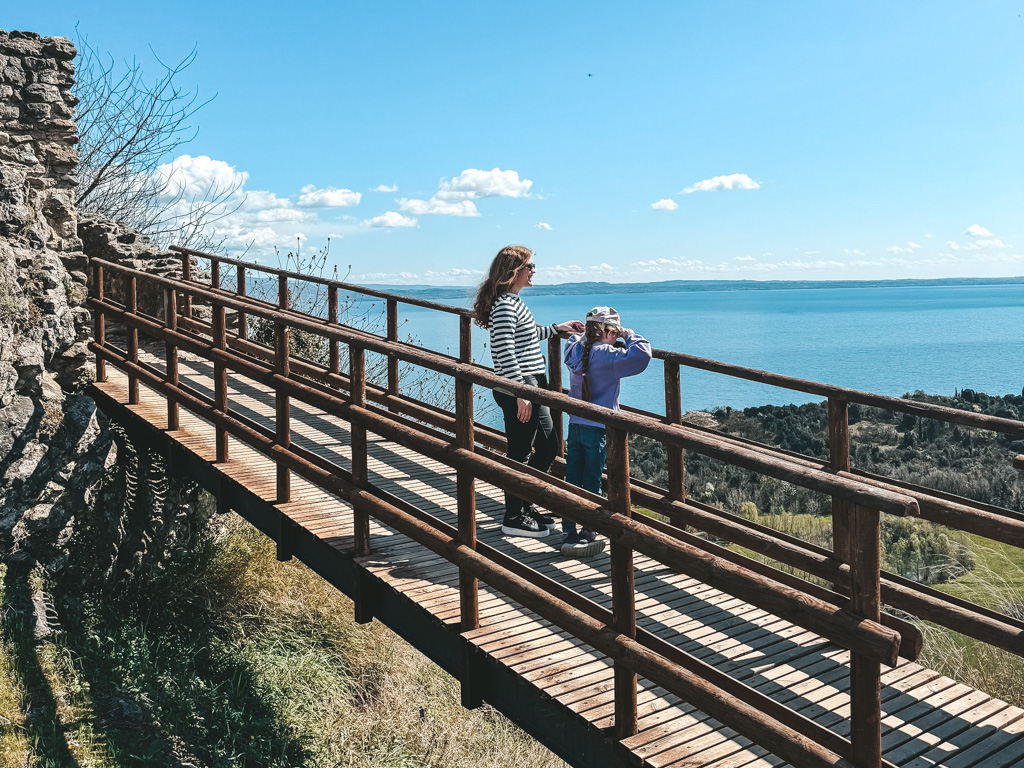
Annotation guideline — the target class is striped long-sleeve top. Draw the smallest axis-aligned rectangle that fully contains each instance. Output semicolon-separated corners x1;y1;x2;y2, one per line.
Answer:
487;293;558;384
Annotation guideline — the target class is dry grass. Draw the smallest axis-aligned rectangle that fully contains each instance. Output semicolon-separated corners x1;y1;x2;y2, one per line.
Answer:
0;521;567;768
205;521;566;768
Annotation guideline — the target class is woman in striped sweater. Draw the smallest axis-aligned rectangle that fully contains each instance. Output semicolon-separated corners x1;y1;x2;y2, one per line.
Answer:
473;245;583;538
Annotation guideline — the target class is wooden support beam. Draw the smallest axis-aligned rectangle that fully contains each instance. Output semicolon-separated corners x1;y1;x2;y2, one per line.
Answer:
275;320;290;505
849;504;882;768
547;336;564;457
351;344;370;557
164;287;179;431
607;427;637;739
328;284;339;375
456;372;478;632
829;397;851;593
93;263;106;382
213;299;228;462
179;251;192;317
126;274;138;405
236;264;248;340
387;298;398;398
664;359;685;503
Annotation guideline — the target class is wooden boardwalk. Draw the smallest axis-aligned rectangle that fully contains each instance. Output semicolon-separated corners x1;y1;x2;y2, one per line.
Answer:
93;348;1024;768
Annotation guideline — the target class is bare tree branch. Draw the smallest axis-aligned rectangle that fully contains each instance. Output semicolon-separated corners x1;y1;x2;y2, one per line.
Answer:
74;30;241;249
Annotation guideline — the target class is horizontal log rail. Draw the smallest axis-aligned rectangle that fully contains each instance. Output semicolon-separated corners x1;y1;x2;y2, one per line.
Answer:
89;259;920;519
88;299;902;665
92;269;1024;660
172;245;1024;438
90;252;1024;768
163;308;1024;655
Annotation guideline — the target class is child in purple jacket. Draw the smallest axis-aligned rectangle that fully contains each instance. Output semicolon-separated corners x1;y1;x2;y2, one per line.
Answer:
562;307;652;558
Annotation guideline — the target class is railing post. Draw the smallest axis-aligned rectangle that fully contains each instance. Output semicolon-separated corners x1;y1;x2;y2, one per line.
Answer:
164;287;179;431
180;251;192;318
547;336;564;457
849;503;882;768
328;285;339;376
236;264;248;341
457;366;481;709
213;298;228;462
350;344;370;556
210;257;220;290
607;427;637;738
664;360;685;503
93;263;105;383
829;397;851;591
386;298;398;400
126;274;138;405
456;368;478;631
275;275;290;508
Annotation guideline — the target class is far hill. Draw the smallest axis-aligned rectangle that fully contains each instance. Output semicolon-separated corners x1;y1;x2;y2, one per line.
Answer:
360;275;1024;302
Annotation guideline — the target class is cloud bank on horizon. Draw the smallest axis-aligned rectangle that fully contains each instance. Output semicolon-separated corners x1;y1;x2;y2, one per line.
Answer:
154;154;1020;286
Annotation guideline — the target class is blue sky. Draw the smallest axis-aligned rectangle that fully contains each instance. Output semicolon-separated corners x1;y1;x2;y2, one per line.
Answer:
12;1;1024;284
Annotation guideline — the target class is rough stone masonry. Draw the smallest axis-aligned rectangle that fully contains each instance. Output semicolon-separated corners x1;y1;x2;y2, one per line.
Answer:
0;29;208;580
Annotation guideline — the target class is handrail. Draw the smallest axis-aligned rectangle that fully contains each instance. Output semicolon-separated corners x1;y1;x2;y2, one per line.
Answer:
170;245;474;317
174;245;1024;437
653;350;1024;437
92;258;920;518
89;283;903;664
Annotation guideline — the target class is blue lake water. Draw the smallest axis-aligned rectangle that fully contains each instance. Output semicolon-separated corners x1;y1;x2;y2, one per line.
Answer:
382;283;1024;419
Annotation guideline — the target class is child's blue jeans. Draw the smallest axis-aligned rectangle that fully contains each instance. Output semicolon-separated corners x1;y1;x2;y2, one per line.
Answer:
564;423;606;536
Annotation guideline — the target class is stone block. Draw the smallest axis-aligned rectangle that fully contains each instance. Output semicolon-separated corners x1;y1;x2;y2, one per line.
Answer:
25;103;51;121
25;83;61;102
42;37;75;61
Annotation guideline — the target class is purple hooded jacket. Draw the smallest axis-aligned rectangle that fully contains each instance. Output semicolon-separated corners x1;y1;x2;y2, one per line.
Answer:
564;332;652;428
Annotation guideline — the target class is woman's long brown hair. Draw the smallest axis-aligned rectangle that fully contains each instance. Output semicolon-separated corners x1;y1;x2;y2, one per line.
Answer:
473;245;533;328
580;320;615;402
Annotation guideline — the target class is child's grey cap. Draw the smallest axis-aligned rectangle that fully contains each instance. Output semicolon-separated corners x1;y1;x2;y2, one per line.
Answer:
586;306;620;326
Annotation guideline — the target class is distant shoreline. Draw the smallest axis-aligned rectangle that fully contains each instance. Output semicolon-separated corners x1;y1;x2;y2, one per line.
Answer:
362;275;1024;301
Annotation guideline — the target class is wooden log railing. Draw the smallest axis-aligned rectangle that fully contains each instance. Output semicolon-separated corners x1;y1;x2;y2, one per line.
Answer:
163;249;1024;654
90;249;1024;768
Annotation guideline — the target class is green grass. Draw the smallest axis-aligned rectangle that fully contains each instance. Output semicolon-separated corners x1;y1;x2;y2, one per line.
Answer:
0;520;566;768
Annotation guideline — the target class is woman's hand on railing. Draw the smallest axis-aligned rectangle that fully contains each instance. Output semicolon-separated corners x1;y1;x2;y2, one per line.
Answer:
555;320;584;338
517;397;532;422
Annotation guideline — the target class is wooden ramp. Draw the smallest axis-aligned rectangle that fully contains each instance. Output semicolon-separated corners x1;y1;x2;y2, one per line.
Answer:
91;350;1024;768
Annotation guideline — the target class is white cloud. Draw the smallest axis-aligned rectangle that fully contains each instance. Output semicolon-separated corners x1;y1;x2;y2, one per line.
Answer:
966;224;992;237
361;211;418;228
924;233;933;239
734;256;756;262
682;173;759;194
398;198;479;217
156;154;248;201
297;184;361;208
253;208;311;222
536;222;552;230
435;168;532;201
241;189;293;211
651;198;679;211
352;267;483;285
844;249;866;256
886;242;922;255
965;238;1009;250
372;184;398;192
947;241;960;250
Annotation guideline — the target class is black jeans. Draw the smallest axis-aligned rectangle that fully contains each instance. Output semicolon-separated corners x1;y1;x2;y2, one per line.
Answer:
493;373;559;521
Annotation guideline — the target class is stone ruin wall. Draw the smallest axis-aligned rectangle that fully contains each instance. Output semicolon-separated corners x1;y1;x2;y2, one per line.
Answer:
0;29;207;577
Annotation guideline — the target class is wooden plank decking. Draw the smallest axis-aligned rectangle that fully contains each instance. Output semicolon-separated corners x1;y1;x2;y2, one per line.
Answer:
92;347;1024;768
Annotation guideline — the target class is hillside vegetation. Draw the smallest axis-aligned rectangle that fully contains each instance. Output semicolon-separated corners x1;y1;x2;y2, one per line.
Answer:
629;389;1024;705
